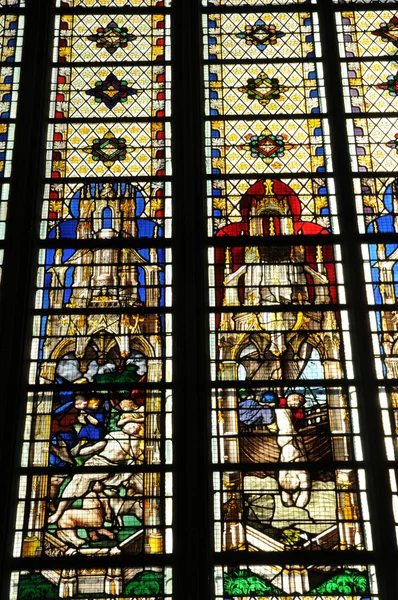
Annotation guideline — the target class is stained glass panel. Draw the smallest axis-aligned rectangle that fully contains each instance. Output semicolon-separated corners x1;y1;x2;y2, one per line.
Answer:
205;13;320;62
334;0;395;3
0;9;23;285
378;388;398;461
206;62;325;117
10;568;172;600
338;7;398;554
215;565;379;599
57;0;171;7
209;244;346;306
15;467;173;557
0;0;24;5
338;11;398;58
211;385;363;464
338;16;398;377
51;65;170;119
203;2;375;591
341;61;398;114
47;121;169;178
9;0;173;591
3;1;398;597
347;118;398;173
354;177;397;235
214;468;371;552
56;14;168;63
338;14;398;177
208;178;339;238
206;0;316;5
41;181;171;240
0;14;23;62
208;119;330;176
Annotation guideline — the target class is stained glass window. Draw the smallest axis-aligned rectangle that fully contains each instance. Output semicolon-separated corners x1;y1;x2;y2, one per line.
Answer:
57;0;171;6
2;1;398;599
7;1;172;598
11;567;173;599
203;0;395;598
337;6;398;551
0;3;23;282
215;564;378;598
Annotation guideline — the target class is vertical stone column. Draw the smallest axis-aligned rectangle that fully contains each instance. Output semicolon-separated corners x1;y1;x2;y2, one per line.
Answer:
105;569;123;596
327;388;351;461
59;570;77;598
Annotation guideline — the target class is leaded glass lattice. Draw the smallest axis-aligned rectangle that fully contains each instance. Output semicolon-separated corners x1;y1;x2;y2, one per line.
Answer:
328;0;398;577
0;8;23;283
334;0;395;4
2;1;398;599
338;7;398;504
9;2;173;596
206;1;316;6
203;2;378;596
57;0;171;6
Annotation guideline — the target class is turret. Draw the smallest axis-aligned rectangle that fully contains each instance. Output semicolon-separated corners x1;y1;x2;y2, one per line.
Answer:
48;249;68;308
249;205;263;236
76;183;95;240
146;226;161;307
92;247;119;301
223;247;241;307
280;212;294;235
105;568;123;595
120;183;138;239
59;570;77;598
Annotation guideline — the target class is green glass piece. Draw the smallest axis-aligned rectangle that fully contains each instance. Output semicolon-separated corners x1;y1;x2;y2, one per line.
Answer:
224;569;282;596
310;569;369;594
125;570;163;595
18;573;57;600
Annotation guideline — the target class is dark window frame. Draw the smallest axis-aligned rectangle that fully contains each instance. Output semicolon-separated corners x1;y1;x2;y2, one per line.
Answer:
0;1;397;598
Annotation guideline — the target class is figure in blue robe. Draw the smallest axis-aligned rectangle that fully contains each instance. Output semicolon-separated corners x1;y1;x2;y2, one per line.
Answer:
239;391;277;426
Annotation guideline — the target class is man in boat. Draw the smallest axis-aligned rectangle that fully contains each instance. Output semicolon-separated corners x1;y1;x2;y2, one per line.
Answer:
238;390;277;427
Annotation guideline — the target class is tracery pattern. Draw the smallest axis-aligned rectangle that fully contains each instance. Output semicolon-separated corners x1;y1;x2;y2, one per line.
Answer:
0;8;23;278
338;24;398;372
204;5;375;598
337;7;398;550
57;0;170;6
11;3;172;598
335;0;396;3
206;1;315;5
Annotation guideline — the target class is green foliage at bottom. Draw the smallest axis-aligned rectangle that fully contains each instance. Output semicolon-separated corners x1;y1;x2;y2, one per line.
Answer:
18;573;57;600
125;570;163;595
310;569;369;594
223;567;369;597
224;569;282;596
